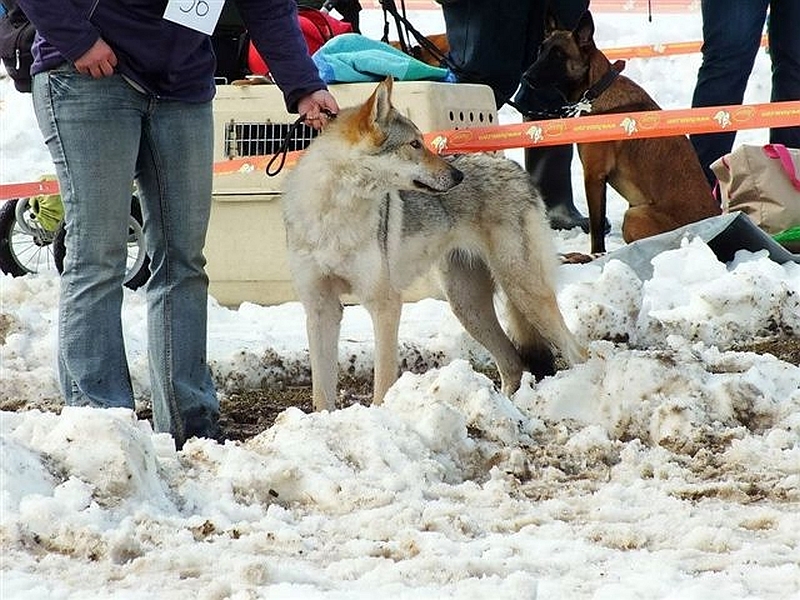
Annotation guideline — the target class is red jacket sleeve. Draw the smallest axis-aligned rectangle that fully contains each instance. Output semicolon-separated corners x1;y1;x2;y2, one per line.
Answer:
234;0;328;112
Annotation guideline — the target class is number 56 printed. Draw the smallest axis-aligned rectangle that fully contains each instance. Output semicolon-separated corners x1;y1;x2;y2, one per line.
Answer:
163;0;225;35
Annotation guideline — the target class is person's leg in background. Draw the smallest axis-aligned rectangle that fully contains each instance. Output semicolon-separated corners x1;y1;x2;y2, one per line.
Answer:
32;66;142;410
767;0;800;149
524;144;585;230
441;0;590;230
522;0;591;232
135;98;219;450
690;0;768;186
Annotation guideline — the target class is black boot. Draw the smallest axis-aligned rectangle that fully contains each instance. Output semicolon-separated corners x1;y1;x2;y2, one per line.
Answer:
525;144;591;232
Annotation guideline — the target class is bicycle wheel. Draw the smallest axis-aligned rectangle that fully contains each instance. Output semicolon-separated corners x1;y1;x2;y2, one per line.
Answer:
53;194;150;291
121;196;150;290
0;198;60;277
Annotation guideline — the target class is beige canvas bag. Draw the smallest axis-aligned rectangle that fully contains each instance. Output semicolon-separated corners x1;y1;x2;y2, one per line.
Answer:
711;143;800;235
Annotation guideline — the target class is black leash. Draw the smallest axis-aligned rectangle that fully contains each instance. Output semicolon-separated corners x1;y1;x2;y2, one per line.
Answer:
512;59;626;120
265;109;336;177
380;0;411;54
505;97;567;120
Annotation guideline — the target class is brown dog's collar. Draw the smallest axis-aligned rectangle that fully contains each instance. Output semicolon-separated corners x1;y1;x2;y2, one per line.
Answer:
512;60;626;120
565;59;626;117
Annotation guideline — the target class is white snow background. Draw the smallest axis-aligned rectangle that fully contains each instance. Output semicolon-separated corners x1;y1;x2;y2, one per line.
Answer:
1;6;799;600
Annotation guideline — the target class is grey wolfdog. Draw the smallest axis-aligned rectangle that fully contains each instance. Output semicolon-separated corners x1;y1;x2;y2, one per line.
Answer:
282;77;585;411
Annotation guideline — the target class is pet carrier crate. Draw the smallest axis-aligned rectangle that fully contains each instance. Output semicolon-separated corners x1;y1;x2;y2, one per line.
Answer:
207;81;497;306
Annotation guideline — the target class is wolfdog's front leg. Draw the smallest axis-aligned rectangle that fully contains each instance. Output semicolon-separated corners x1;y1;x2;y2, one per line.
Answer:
366;294;403;405
305;290;344;412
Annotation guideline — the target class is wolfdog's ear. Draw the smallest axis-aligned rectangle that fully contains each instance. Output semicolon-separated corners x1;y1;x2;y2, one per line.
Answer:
357;76;395;138
370;76;394;125
573;10;595;48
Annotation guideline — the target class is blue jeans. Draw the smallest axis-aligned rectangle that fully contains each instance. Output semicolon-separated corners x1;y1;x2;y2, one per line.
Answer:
691;0;800;184
32;65;218;448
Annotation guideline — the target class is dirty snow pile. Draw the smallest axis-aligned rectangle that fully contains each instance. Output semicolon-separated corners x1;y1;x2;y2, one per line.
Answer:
2;8;800;600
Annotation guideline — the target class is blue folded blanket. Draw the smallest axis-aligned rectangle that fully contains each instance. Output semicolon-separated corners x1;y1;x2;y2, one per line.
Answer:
313;33;455;84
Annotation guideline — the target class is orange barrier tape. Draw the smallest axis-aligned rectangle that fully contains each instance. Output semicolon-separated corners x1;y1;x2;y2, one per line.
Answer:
604;34;767;60
423;100;800;154
0;155;301;201
4;100;798;201
605;40;702;60
0;179;60;201
211;153;301;176
360;0;699;12
585;0;700;12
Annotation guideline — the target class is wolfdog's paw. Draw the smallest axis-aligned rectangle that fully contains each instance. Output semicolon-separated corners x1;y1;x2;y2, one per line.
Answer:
559;251;602;264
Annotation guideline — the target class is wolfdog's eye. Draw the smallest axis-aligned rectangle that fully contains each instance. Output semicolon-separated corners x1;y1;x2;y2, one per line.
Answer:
409;140;422;149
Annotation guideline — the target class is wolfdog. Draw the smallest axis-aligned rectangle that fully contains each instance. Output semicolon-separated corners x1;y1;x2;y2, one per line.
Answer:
282;77;586;411
523;10;720;255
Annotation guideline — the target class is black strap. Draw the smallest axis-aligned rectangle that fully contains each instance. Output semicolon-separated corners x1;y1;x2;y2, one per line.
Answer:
583;59;626;104
380;0;411;54
321;0;361;32
378;0;459;74
298;6;336;42
506;97;566;120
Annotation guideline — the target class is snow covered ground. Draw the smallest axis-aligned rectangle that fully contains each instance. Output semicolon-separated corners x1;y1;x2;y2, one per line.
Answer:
1;7;799;600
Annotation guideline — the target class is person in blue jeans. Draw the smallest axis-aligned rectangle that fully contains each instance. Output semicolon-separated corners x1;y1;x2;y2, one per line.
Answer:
439;0;591;231
691;0;800;186
18;0;339;449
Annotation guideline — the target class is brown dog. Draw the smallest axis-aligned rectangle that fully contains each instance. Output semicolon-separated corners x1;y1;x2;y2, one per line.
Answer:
523;10;720;254
389;33;450;68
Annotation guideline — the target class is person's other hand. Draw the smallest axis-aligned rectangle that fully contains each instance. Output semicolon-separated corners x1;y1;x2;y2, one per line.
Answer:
75;39;118;78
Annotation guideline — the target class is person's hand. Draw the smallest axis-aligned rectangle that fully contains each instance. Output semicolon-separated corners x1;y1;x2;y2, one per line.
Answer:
298;89;339;131
74;39;118;78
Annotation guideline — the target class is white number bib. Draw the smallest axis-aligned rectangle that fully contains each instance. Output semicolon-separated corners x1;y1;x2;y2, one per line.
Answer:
163;0;225;35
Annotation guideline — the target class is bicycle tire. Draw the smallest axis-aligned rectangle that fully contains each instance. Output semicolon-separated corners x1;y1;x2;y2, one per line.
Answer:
0;199;27;277
0;198;59;277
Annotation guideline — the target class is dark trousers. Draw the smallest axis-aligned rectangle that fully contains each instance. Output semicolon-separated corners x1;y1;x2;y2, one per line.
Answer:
691;0;800;185
441;0;588;108
441;0;590;225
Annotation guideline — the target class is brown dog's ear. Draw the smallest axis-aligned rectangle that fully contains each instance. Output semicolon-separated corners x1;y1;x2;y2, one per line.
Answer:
544;4;562;35
573;9;595;48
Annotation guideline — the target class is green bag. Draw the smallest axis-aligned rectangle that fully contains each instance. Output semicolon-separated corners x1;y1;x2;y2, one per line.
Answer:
30;176;64;232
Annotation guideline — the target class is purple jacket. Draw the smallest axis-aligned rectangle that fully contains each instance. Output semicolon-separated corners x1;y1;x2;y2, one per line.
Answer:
17;0;327;110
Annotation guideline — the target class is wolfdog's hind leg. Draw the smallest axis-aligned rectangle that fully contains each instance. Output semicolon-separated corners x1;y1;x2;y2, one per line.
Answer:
439;252;524;395
497;271;586;372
